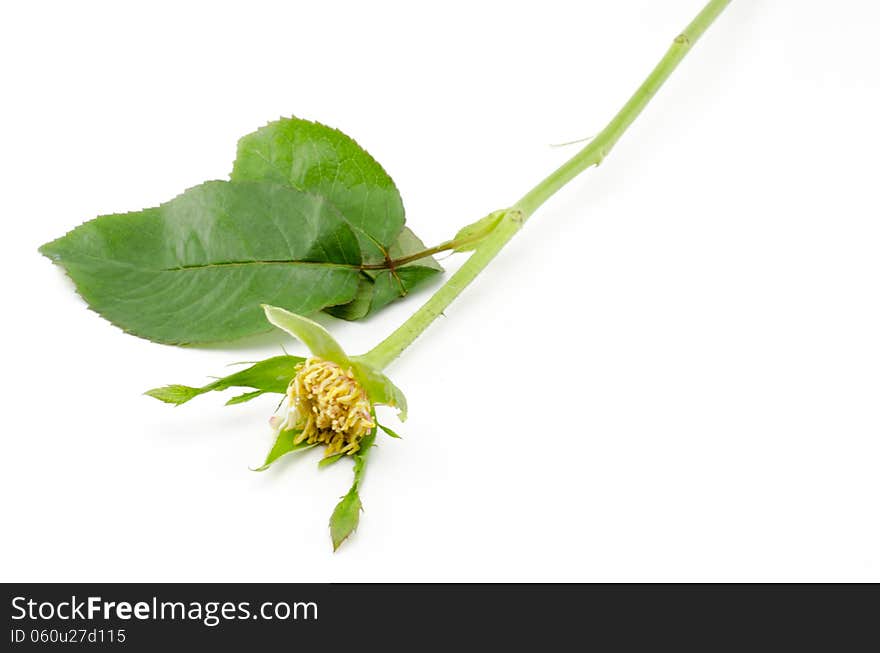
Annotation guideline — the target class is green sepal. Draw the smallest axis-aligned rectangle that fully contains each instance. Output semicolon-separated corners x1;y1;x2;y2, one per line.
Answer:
329;489;363;552
145;355;303;405
351;359;408;421
262;305;350;367
252;429;314;472
377;423;403;439
144;384;202;405
318;453;345;469
225;390;265;405
328;429;376;551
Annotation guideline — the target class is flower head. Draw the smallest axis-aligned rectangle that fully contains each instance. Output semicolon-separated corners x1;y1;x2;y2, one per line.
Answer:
148;305;408;550
274;357;375;455
262;304;407;456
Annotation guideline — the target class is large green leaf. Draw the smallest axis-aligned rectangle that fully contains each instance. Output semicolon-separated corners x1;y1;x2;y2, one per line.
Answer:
231;118;442;318
145;355;303;405
232;117;404;261
40;181;363;344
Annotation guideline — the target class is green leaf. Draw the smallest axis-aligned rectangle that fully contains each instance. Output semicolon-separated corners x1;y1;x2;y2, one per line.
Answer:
252;429;314;472
323;276;375;321
145;355;303;406
40;181;363;344
318;453;345;469
232;117;404;263
377;423;402;439
365;265;440;316
232;118;442;318
262;305;350;366
363;227;443;317
326;228;443;321
389;227;444;275
329;430;376;551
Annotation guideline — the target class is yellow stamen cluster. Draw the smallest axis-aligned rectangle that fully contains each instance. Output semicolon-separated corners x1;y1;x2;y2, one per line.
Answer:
285;358;375;456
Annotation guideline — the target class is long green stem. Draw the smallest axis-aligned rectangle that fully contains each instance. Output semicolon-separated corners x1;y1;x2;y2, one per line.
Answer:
362;0;731;371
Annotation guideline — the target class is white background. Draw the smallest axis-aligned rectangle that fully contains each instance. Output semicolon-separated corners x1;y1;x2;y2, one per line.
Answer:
2;0;878;582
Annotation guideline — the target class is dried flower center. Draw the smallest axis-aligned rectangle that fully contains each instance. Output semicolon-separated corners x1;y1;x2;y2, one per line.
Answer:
284;358;374;456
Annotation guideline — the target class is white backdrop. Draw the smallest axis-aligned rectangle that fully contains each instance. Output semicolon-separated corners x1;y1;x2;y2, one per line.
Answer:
2;1;878;581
